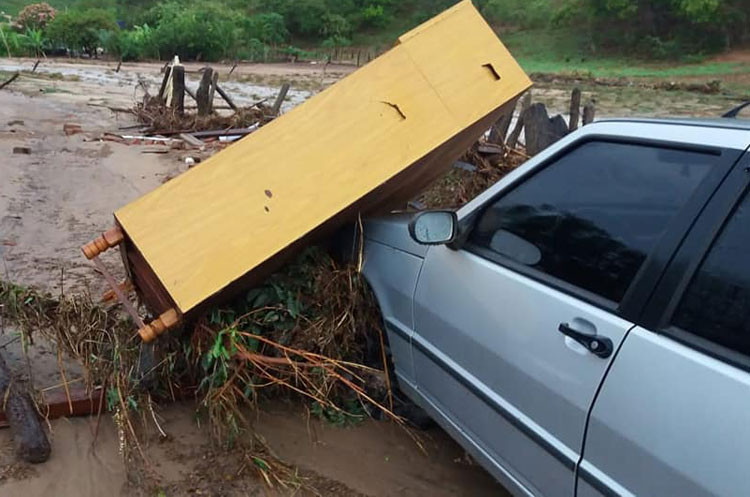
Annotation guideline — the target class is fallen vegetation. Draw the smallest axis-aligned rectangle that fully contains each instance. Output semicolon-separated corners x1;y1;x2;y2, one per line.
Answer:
0;134;523;452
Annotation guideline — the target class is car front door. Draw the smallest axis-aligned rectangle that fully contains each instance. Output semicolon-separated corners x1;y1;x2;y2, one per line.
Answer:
412;138;735;496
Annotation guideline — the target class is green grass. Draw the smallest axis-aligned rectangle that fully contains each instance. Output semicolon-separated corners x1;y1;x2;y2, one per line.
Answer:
503;28;750;79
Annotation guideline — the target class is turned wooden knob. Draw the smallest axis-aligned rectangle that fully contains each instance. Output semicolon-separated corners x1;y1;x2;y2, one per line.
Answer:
81;227;124;259
139;309;181;343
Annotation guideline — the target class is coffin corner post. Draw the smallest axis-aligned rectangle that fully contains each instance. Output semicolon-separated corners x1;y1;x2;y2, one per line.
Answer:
81;226;125;260
138;308;181;343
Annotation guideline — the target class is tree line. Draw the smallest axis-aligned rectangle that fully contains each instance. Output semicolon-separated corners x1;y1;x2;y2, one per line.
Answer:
0;0;747;62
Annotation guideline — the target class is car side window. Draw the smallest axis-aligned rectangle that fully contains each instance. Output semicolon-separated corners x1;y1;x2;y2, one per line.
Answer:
469;141;716;303
673;190;750;355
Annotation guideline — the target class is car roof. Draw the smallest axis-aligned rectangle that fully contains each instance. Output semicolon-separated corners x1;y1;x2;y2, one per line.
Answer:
600;117;750;132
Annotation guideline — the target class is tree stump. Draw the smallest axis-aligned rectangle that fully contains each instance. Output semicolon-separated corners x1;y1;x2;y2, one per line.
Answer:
523;103;569;156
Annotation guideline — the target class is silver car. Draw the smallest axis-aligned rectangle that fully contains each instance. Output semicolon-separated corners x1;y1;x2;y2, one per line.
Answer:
360;118;750;496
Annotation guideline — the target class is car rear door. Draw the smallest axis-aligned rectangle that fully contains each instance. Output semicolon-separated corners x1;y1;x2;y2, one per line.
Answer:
411;134;743;497
579;147;750;496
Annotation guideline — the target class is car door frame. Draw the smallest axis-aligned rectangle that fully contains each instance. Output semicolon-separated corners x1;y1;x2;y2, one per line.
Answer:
457;124;744;323
638;147;750;371
434;122;750;493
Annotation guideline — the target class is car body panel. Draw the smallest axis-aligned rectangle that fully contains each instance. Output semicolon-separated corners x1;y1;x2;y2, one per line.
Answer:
360;238;423;385
363;213;429;258
579;326;750;496
413;246;635;496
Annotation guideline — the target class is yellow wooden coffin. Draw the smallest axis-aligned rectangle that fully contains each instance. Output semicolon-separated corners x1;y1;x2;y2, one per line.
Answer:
111;0;531;330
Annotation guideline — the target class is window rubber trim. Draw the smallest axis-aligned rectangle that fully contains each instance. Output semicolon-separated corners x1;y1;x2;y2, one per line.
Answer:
461;136;741;324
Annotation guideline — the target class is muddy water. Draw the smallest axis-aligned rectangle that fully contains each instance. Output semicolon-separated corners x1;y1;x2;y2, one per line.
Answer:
0;58;325;112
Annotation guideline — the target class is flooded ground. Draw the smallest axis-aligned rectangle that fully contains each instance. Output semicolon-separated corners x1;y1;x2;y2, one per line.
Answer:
0;57;746;496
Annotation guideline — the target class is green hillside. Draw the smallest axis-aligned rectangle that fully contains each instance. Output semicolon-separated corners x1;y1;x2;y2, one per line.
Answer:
1;0;747;73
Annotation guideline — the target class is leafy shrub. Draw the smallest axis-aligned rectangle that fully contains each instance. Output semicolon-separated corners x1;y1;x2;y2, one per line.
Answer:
320;13;351;38
23;27;47;57
321;34;352;48
360;5;391;28
120;24;156;60
46;8;117;55
0;25;32;57
479;0;555;28
241;12;288;45
148;2;239;61
16;2;55;31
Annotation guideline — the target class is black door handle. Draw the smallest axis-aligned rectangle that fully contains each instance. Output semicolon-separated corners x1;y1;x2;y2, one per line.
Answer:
558;323;613;359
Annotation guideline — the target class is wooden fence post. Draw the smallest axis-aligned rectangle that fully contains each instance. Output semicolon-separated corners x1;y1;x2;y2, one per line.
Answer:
171;64;185;115
582;101;596;125
272;82;291;116
196;67;214;116
569;87;581;131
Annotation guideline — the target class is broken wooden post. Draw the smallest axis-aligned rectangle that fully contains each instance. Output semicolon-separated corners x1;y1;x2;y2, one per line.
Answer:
582;101;596;125
488;98;517;145
507;91;532;149
32;59;40;73
208;71;219;112
272;82;291;116
569;87;581;131
0;72;19;91
171;64;185;115
524;103;569;156
196;67;214;116
157;65;172;102
215;84;238;112
0;351;51;464
115;59;122;73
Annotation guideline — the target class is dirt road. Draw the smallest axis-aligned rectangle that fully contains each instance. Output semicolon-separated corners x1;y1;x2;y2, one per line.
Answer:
0;62;508;496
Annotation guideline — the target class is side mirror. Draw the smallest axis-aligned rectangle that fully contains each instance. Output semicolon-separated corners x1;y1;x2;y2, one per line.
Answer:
408;210;458;245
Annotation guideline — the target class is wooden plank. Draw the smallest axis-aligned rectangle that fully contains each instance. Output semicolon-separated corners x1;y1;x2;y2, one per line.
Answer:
179;133;206;148
113;0;531;317
215;84;238;112
507;91;531;148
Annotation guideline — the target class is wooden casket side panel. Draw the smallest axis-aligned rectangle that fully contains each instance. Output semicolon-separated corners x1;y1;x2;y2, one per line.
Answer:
169;97;521;322
114;0;532;316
